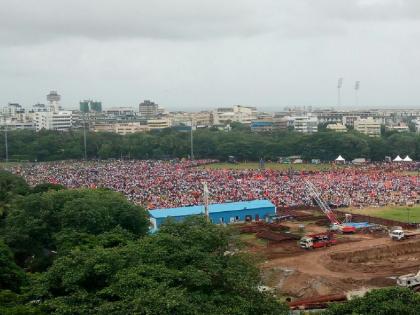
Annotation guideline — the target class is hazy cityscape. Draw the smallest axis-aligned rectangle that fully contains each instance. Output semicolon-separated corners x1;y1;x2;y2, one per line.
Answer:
2;90;420;136
1;1;420;314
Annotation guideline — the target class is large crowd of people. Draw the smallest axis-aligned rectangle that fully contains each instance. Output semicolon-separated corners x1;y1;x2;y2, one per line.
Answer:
9;160;419;210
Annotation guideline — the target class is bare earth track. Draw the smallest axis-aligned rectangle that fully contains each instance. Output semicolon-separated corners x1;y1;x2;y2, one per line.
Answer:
260;235;420;298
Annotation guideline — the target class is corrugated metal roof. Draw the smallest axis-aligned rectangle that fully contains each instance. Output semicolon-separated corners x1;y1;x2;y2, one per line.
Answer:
149;199;275;219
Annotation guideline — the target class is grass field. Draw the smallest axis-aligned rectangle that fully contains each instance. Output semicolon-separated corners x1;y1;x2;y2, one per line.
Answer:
202;162;338;171
347;205;420;223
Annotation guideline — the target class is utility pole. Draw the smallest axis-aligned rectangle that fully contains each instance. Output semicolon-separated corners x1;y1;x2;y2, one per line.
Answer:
337;77;343;107
83;114;87;160
203;182;209;221
354;81;360;107
190;118;194;160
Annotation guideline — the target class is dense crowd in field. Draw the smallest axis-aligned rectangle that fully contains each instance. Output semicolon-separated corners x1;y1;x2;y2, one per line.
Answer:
9;160;419;210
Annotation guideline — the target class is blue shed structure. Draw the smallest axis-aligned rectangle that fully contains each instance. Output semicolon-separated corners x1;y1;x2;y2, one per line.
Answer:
149;199;276;231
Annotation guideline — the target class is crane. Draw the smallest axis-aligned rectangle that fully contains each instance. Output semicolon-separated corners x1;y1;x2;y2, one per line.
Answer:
305;180;356;233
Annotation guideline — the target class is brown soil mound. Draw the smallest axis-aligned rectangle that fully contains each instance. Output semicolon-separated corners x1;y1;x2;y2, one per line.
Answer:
330;239;420;263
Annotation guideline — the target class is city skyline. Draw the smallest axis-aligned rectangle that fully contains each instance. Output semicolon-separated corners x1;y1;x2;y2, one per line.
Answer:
2;1;420;110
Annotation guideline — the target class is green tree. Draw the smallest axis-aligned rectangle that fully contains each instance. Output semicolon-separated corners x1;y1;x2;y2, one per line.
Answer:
2;189;149;270
0;171;30;216
28;217;288;315
0;240;26;292
324;287;420;315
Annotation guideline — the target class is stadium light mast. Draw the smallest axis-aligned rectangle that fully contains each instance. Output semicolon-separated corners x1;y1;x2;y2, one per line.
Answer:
190;118;194;160
337;77;343;107
203;182;209;220
83;113;87;160
354;81;360;107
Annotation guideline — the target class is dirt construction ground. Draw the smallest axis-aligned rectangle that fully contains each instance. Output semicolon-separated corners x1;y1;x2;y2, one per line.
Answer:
259;234;420;299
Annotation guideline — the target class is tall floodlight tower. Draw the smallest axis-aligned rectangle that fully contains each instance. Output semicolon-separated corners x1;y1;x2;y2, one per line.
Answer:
337;78;343;107
354;81;360;107
190;118;194;160
203;182;209;220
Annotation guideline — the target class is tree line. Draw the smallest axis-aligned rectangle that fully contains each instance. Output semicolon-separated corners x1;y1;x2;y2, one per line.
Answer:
0;127;419;162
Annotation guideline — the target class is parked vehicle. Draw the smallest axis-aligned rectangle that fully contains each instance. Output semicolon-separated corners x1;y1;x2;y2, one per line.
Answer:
300;232;337;249
389;227;419;241
396;270;420;292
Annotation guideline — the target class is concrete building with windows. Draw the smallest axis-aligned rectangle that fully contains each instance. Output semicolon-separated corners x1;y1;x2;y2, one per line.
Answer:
139;100;159;118
147;118;172;130
212;105;257;126
251;121;273;132
416;119;420;134
34;111;74;131
149;199;276;231
290;116;318;133
326;123;347;133
354;117;381;137
342;115;360;128
386;123;409;133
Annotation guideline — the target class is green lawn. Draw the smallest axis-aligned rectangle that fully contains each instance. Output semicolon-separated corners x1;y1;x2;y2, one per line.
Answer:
347;205;420;223
201;162;337;171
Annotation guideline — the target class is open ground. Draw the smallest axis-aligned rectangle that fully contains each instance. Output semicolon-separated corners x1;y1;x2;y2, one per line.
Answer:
237;210;420;301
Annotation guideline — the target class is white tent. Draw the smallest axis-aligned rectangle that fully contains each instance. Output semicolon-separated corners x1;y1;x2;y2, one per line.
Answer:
393;155;403;162
335;155;345;162
403;155;413;162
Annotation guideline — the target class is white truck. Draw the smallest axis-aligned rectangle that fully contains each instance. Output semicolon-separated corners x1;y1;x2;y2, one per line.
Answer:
389;227;419;241
396;270;420;292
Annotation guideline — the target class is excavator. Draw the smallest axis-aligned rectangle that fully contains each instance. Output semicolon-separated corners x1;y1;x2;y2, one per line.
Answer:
396;270;420;292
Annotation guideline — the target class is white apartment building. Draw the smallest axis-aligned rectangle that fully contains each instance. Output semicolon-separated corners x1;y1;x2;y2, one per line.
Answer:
94;123;149;134
326;123;347;133
290;116;318;133
354;117;381;137
34;111;74;131
212;105;257;125
386;123;409;133
114;123;150;135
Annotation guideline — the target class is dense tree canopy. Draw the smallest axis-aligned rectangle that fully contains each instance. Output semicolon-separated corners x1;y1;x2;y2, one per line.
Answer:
2;189;149;271
324;287;420;315
25;217;288;315
0;128;419;162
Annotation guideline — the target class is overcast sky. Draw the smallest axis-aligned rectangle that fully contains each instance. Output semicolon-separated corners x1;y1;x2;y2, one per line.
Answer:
1;0;420;111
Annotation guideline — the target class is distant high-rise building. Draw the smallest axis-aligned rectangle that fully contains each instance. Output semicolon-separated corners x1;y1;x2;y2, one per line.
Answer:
90;101;102;112
80;101;89;113
80;100;102;113
139;100;159;118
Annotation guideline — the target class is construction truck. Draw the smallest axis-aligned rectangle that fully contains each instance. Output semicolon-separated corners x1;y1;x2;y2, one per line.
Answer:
389;227;419;241
300;232;337;249
396;270;420;292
